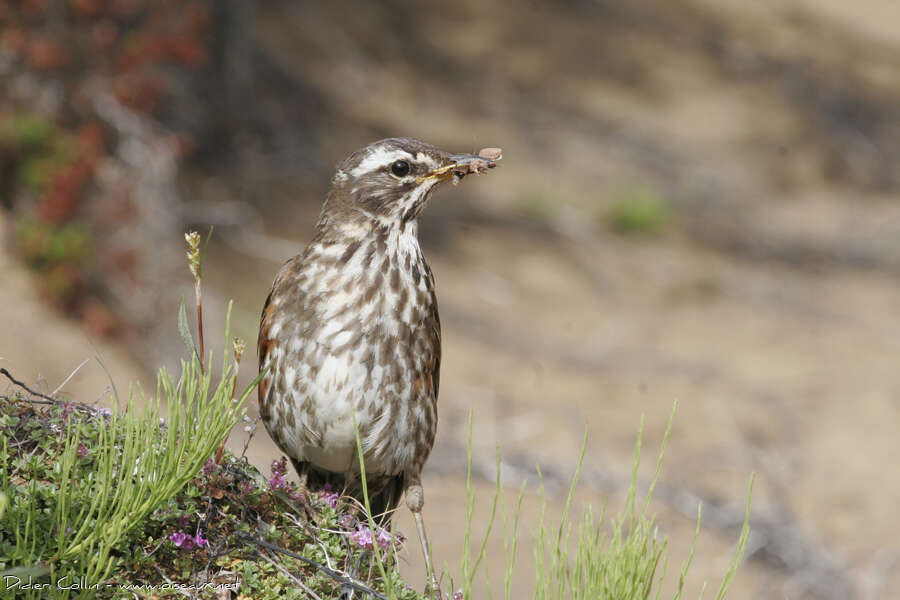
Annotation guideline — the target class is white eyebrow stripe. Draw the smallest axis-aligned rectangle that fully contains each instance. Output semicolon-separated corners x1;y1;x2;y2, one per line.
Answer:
349;147;414;177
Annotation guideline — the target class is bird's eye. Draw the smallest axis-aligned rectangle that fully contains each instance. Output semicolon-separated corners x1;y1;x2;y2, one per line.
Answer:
390;160;411;178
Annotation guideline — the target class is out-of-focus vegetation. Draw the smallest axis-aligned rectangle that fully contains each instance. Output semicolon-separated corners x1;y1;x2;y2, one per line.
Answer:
0;0;216;339
607;187;669;235
1;114;95;306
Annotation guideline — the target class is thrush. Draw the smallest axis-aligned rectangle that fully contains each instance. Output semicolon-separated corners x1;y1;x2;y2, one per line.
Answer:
257;137;500;587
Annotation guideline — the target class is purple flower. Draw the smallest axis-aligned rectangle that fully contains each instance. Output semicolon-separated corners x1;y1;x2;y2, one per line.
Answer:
375;528;392;549
76;443;89;458
268;472;285;490
202;458;218;476
323;491;339;508
238;480;254;496
170;531;193;549
193;529;208;548
61;401;75;425
452;591;463;600
92;403;112;417
338;514;356;529
350;525;373;549
169;529;208;550
271;457;288;477
268;457;289;490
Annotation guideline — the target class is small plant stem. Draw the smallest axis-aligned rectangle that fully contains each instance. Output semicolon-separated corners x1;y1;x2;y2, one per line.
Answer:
195;277;205;374
214;437;225;464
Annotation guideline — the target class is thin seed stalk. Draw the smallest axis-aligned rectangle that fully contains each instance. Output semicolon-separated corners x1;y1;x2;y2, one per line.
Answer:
195;277;205;373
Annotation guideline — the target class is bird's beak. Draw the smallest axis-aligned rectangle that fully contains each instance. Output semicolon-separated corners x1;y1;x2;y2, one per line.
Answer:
418;149;502;185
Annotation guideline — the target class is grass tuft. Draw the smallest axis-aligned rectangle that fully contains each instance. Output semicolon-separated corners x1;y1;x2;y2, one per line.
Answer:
528;403;752;600
0;304;257;598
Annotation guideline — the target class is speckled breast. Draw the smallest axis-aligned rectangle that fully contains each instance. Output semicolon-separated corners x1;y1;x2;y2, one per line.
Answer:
259;223;441;478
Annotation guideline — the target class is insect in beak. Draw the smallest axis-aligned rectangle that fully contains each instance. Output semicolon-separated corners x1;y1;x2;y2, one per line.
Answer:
418;148;503;185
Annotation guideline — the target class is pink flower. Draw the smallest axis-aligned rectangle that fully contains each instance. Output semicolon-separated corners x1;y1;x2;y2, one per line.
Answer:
193;529;208;548
375;528;392;549
323;491;339;508
271;457;288;477
338;514;356;529
269;457;288;490
61;401;75;425
92;402;112;417
350;525;373;549
268;472;285;490
201;458;217;476
170;531;192;549
76;443;89;457
452;591;463;600
169;529;208;550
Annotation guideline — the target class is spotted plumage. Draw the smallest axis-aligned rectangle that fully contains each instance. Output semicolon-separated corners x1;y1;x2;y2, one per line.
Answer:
258;137;499;587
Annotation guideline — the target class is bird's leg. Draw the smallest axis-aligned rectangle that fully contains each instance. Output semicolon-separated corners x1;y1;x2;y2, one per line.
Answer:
405;478;441;599
291;458;311;497
289;458;315;520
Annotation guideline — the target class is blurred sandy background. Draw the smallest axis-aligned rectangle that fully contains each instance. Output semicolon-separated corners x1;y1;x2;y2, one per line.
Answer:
1;1;899;598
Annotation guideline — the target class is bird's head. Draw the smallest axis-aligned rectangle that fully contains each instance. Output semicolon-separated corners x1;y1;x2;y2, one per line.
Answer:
318;137;500;231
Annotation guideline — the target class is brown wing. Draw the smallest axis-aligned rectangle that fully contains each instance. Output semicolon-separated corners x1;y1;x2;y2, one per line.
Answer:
257;287;276;421
412;266;441;473
425;261;441;401
257;255;306;422
430;301;441;400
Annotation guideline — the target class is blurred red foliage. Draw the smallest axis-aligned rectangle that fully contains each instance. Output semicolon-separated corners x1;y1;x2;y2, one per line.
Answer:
1;0;216;334
26;36;66;70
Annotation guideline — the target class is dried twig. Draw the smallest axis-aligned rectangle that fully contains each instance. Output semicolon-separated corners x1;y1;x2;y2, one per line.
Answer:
239;415;261;459
1;369;97;415
1;368;62;405
50;358;90;397
90;345;122;409
236;533;389;600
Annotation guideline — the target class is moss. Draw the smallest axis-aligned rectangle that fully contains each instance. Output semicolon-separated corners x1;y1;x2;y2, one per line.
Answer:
607;187;669;234
0;114;54;151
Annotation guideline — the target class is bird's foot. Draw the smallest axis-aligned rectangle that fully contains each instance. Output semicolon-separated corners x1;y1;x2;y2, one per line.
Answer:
424;576;442;600
296;485;318;523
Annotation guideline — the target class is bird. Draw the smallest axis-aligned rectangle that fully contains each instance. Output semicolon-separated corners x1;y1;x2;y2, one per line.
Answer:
257;137;500;588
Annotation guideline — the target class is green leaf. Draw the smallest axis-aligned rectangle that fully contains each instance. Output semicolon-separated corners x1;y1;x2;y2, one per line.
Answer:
0;564;51;580
177;298;196;357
